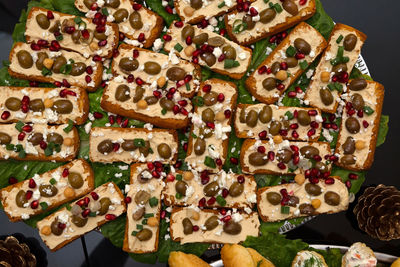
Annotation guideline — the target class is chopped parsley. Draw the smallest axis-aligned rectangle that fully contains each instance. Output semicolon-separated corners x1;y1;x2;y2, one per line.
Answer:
204;156;216;168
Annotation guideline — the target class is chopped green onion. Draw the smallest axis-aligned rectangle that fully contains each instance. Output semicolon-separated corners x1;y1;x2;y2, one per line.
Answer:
149;197;158;207
142;219;148;225
336;35;343;44
284;111;294;120
176;174;183;181
144;213;154;218
49;178;57;185
191;132;198;139
273;3;283;13
6;144;14;151
204;156;216;168
18;149;26;159
54;144;61;153
161;108;167;115
15;121;24;132
342;56;350;63
89;212;97;217
15;144;23;152
136;224;143;230
363;106;374;115
224;59;240;69
216;195;226;206
63;119;74;133
192;96;204;107
299;60;308;70
55;34;63;41
185;83;191;91
41;67;52;76
286;46;296;57
66;205;72;211
60;63;72;75
281;206;290;214
337;46;344;58
175;192;183;199
330;57;340;66
101;7;109;16
232;19;247;34
133;138;145;147
218;1;225;8
327;82;343;92
174;43;183;52
131;231;138;236
40;202;48;210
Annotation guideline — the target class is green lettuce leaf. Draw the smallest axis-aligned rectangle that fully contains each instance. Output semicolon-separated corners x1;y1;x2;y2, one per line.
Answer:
377;115;389;147
144;0;179;26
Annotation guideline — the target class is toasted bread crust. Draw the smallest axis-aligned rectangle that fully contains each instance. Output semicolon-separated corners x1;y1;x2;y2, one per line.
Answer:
0;159;94;222
334;81;384;171
225;0;316;46
245;22;327;104
8;42;102;92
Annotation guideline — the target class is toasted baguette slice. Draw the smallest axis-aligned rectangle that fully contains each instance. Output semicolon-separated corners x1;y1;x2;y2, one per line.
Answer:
101;79;192;129
0;123;79;162
225;0;316;46
0;159;94;222
112;44;201;98
164;22;252;80
257;176;349;222
240;139;332;175
9;42;102;92
334;80;384;171
235;104;322;141
304;23;367;113
26;7;119;58
122;163;164;254
245;22;327;104
170;207;259;244
89;127;178;164
163;170;257;210
0;86;89;125
37;182;126;251
74;0;163;48
185;79;237;172
292;251;328;267
168;251;211;267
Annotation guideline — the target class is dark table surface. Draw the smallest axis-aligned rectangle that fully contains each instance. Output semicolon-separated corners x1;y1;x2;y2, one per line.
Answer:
0;0;399;266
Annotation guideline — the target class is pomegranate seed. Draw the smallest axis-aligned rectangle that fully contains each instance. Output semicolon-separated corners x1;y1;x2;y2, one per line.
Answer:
93;55;102;62
357;109;364;118
165;174;175;182
185;35;192;45
165;5;173;14
30;200;39;209
237;175;245;184
299;0;307;5
163;34;172;42
349;173;358;180
191;225;199;231
30;42;40;51
90;192;99;200
331;124;338;130
257;146;266;153
83;197;90;205
292;155;300;165
277;84;285;91
174;21;184;28
345;180;352;189
62;168;69;177
116;115;123;125
47;10;54;19
267;151;275;161
219;28;227;36
220;208;227;216
295;52;305;59
292;130;299;139
127;74;134;83
98;40;107;47
199;19;209;28
62;79;71;88
152;170;161;178
27;178;36;188
108;115;115;124
215;158;222;166
146;162;155;170
201;176;209;185
207;197;216;205
136;77;144;85
82;209;90;218
160;210;166;219
173;105;180;115
25;190;33;200
138;33;145;43
202;84;212;93
18;132;26;141
37;39;48;46
258;65;267;74
76;199;86;207
21;104;29;113
132;3;142;10
310;121;319;128
206;122;215;129
1;111;10;120
288;91;297;98
105;214;117;220
192;56;199;64
217;93;225;102
198;197;206;207
154;161;162;168
347;109;356;116
279;129;288;136
295;86;303;93
22;95;30;104
90;3;98;10
92;112;102;119
221;215;231;223
313;155;322;162
51;40;61;50
8;177;17;184
39;141;47;149
80;29;90;40
230;157;238;165
289;123;299;130
325;178;335;185
176;80;185;88
310;177;319;184
307;128;316;137
113;143;120;152
223;109;231;119
217;53;225;62
65;26;75;34
178;100;188;107
330;155;338;162
280;62;288;70
249;7;258;16
124;196;132;204
221;188;229;198
29;81;39;87
257;130;267;139
121;118;129;128
363;120;369;128
277;162;286;169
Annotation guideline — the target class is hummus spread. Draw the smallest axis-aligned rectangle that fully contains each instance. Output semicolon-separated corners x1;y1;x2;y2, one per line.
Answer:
175;0;236;23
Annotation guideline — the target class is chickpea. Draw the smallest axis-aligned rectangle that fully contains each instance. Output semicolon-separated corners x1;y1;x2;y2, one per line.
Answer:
183;171;194;181
157;76;167;88
311;199;321;209
137;99;148;109
63;187;75;198
215;111;225;122
44;98;54;108
63;137;74;146
43;58;54;69
184;45;195;57
294;173;305;185
190;210;200;221
147;217;159;227
355;140;366;150
275;70;288;81
41;225;52;236
89;41;99;52
273;135;283;144
320;71;330;83
183;6;195;17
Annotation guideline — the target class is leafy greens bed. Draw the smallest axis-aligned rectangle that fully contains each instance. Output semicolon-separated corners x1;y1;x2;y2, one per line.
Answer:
0;0;389;266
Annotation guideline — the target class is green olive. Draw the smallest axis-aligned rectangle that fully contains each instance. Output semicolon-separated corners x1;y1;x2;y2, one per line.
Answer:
72;215;88;227
199;126;213;139
105;0;120;8
70;62;87;76
223;221;242;235
137;169;152;184
315;161;328;173
113;8;128;23
39;184;58;197
52;100;73;114
181;25;195;40
222;45;236;60
52;56;67;74
324;191;341;206
61;18;75;33
283;0;299;15
157;143;172;159
208;36;225;47
35;52;48;70
121;140;136;151
68;172;84;189
348;78;367;91
98;197;111;215
71;30;81;44
204;216;219;231
135;190;151;205
129;11;143;30
342;136;355;154
276;149;293;163
51;219;64;236
320;88;334;106
5;97;21;111
182;218;193;235
190;0;203;9
340;154;356;165
299;203;316;215
29;99;45;112
297;110;311;126
17;50;33;69
136;228;153;241
262;77;277;91
132;206;145;220
351;93;364;110
175;180;188;196
15;190;27;208
144;61;161;75
239;108;246;123
49;20;60;33
132;86;145;103
305;183;322;196
259;105;272;124
139;141;151;157
203;91;218;106
94;30;107;41
300;146;320;159
194;138;206;155
145;96;158;105
47;133;64;145
229;182;244;197
0;132;12;145
200;52;216;67
97;139;113;154
249;152;268;166
242;15;255;30
166;67;186;81
245;110;258;127
260;8;276;24
203;181;220;197
119;57;139;73
115;84;130;102
202;108;215;123
287;195;299;207
192;33;209;45
294;38;311;55
269;120;282;136
83;0;96;9
271;62;281;74
286;57;298;68
345;117;360;134
343;34;358;51
266;192;281;205
160;97;174;111
332;63;348;75
36;13;50;29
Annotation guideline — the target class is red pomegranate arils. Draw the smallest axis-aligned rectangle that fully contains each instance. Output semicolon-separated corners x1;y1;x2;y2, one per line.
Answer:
192;225;200;231
288;91;297;98
8;177;17;185
39;141;47;150
30;200;39;209
324;178;335;185
25;190;33;200
221;215;231;223
160;210;166;219
202;84;212;93
277;162;286;170
81;209;90;218
138;33;145;43
28;178;36;188
136;77;144;85
124;196;132;204
363;120;369;128
268;151;275;161
345;180;352;189
105;214;117;220
1;111;10;120
222;188;229;198
132;3;142;10
93;112;103;119
165;5;173;14
207;196;216;205
224;109;231;118
162;34;172;42
230;157;238;165
348;173;358;180
237;175;245;184
18;132;26;141
198;197;206;207
47;10;54;19
257;146;266;154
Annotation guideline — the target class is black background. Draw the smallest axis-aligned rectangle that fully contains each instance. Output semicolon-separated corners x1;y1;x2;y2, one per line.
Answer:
0;0;399;266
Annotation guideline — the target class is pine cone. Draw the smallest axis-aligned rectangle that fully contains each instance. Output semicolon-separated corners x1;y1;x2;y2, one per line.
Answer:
0;236;36;267
354;184;400;241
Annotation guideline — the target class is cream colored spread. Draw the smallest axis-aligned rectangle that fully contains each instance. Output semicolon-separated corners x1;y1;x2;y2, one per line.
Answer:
0;159;91;220
89;127;178;164
163;170;257;209
257;178;349;222
170;207;259;244
293;251;328;267
242;139;332;174
185;80;236;172
26;7;117;58
342;242;377;267
37;182;125;250
226;0;314;44
335;82;380;169
125;164;164;253
305;28;364;111
112;46;200;96
250;23;325;101
75;0;158;42
235;104;322;141
0;86;85;124
102;79;192;120
175;0;234;23
0;123;77;160
164;23;251;77
9;43;100;90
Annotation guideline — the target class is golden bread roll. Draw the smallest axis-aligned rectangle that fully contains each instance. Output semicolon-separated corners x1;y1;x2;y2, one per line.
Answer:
168;251;210;267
